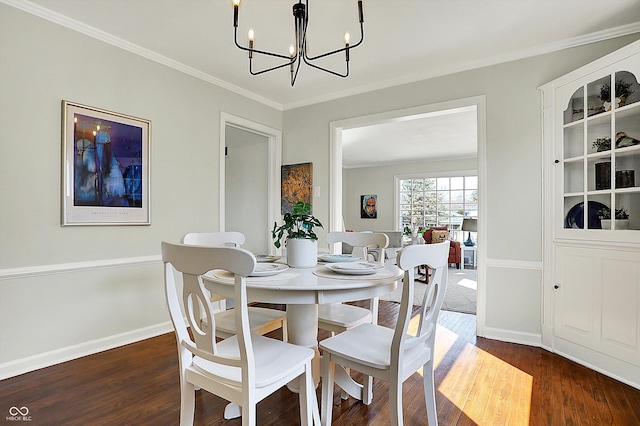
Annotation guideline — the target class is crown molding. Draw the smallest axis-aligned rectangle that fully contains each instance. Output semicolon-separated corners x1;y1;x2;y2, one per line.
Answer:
4;0;639;111
1;0;283;111
282;22;640;110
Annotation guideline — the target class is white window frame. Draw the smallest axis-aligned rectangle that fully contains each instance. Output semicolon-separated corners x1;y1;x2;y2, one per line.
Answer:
395;170;478;239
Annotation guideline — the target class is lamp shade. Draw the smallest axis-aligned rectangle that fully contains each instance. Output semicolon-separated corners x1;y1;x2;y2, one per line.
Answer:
461;218;477;232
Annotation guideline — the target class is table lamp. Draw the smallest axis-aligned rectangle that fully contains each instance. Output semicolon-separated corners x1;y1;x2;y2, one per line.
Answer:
461;218;477;246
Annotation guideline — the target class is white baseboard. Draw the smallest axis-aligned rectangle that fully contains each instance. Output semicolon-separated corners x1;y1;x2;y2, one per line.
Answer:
0;321;174;380
482;326;542;347
554;338;640;390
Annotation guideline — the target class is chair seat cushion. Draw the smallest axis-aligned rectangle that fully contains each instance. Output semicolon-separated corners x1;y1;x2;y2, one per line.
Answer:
317;303;372;329
191;334;313;389
319;323;425;371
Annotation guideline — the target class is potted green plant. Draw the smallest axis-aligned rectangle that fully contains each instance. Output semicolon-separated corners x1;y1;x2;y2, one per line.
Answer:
600;79;634;109
272;201;323;267
592;137;611;152
598;206;630;230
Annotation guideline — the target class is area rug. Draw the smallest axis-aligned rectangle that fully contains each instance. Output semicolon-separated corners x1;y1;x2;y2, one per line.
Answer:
379;268;477;315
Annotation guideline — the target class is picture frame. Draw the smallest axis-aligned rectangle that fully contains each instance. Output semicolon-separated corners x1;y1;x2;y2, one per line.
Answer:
61;101;151;225
281;162;313;214
361;194;377;219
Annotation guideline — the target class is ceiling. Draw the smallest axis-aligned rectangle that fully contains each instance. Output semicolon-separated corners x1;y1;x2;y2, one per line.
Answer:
341;105;478;168
10;0;640;167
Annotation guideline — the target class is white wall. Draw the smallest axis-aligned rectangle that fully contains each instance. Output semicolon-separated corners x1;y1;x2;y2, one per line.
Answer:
282;33;640;343
342;158;477;232
0;5;281;377
2;1;640;379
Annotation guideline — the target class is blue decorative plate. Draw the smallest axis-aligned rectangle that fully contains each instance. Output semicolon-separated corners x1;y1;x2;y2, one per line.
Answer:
565;201;608;229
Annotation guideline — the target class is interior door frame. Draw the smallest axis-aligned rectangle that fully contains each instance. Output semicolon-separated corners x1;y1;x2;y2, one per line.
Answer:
219;112;282;253
329;95;487;336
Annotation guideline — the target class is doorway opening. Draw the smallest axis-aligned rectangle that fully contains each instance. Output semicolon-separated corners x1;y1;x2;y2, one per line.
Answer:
219;113;282;254
329;96;486;333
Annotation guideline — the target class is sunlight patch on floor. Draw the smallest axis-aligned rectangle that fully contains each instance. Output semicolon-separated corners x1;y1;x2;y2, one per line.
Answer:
438;338;532;425
457;278;477;290
410;317;533;425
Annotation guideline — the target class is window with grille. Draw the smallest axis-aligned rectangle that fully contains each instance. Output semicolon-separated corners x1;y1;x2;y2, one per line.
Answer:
399;176;478;234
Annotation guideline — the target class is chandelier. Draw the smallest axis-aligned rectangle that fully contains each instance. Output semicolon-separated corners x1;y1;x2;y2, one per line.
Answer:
232;0;364;86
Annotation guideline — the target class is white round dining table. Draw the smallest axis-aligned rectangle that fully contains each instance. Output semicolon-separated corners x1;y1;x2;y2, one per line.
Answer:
202;260;402;398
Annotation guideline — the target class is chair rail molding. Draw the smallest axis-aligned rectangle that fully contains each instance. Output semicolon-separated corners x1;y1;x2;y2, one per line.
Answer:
0;255;161;281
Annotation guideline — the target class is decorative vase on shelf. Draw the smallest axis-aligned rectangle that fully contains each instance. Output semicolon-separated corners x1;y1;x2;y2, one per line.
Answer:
600;219;630;230
595;161;611;190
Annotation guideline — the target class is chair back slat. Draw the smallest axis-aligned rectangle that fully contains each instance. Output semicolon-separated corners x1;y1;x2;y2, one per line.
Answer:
181;231;245;247
181;232;246;304
393;242;450;362
162;241;255;366
327;231;389;265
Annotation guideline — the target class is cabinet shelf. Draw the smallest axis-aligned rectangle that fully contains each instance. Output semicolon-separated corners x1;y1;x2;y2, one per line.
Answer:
564;192;584;198
586;110;612;124
558;68;640;236
563;156;583;164
563;119;583;129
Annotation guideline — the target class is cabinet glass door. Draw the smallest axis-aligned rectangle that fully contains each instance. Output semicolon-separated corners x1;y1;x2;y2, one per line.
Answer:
561;71;640;233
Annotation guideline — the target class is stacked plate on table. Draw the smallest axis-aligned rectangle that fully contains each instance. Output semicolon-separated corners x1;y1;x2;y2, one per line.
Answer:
325;262;383;275
318;254;360;263
255;254;282;263
250;263;289;277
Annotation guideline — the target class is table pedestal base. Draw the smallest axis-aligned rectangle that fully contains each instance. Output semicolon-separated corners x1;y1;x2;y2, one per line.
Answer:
286;304;320;391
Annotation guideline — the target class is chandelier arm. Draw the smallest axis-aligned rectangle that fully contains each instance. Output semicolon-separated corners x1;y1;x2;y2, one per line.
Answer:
302;56;349;78
250;57;297;76
304;24;364;62
290;55;304;86
299;20;352;78
234;29;292;60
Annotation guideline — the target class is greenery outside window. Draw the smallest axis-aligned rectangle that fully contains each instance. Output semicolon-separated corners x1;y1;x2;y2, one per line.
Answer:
399;176;478;237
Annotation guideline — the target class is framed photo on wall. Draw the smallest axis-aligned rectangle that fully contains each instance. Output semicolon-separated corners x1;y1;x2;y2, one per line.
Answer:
361;194;377;219
61;101;151;225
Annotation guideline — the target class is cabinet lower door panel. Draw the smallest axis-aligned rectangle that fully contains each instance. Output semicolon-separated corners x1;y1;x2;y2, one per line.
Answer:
555;249;597;343
555;245;640;368
601;258;639;351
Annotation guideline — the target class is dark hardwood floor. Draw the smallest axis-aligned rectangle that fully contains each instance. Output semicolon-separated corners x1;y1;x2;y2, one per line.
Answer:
2;301;640;425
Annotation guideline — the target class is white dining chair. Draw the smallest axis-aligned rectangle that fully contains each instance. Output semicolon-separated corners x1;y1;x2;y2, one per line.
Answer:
162;241;317;426
319;231;389;334
319;231;389;402
181;232;287;341
320;241;450;426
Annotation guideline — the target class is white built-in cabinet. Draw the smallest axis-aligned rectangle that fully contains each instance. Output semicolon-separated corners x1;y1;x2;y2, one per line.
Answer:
540;39;640;388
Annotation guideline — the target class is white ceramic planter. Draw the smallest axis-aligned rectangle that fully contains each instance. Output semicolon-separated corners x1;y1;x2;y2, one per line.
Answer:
286;238;318;268
600;219;629;230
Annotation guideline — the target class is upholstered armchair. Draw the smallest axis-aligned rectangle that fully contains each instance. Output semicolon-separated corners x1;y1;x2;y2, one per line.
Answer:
448;240;461;268
420;227;461;268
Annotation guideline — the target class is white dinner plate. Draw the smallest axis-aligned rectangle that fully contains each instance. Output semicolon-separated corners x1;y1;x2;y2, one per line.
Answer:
250;263;289;277
326;262;381;275
318;254;360;263
255;254;282;263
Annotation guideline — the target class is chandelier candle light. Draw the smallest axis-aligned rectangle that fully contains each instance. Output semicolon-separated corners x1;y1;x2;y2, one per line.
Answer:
232;0;365;86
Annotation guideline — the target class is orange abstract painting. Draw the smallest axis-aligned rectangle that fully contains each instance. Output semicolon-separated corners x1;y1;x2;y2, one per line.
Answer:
281;162;313;214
